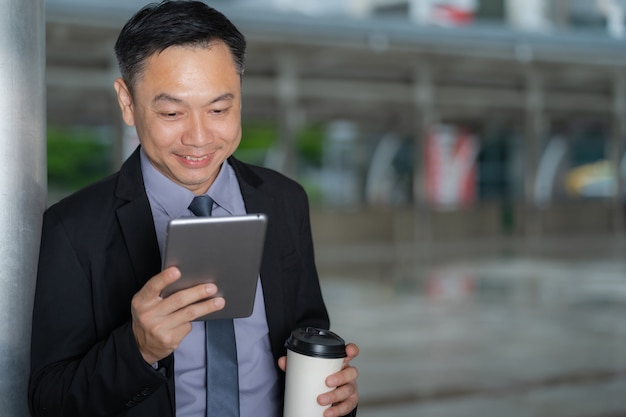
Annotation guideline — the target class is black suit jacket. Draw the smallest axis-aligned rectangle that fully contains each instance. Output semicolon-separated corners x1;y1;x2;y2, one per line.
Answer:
29;148;341;416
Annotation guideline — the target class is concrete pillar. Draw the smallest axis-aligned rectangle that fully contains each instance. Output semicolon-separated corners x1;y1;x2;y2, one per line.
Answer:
611;69;626;235
275;50;301;178
506;0;551;32
552;0;571;30
524;67;545;240
0;0;46;414
412;60;436;253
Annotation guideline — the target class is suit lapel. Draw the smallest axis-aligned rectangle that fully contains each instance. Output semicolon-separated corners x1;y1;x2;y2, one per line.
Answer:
115;148;161;289
230;158;286;355
115;148;175;415
232;158;278;281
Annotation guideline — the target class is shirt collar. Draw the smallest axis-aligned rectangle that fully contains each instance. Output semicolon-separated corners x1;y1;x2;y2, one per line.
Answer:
207;159;238;215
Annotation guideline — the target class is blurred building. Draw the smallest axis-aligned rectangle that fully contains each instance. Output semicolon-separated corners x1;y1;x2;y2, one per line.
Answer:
46;0;626;244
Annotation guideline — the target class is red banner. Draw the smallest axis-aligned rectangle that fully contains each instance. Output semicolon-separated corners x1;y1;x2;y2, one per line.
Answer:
425;124;478;210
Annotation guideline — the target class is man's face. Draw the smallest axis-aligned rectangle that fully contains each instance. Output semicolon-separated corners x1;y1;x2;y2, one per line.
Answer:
114;42;242;195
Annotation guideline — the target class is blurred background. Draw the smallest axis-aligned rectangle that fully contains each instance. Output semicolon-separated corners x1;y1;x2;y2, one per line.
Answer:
46;0;626;415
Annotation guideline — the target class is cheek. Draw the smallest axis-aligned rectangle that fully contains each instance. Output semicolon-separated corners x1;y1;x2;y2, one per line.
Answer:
217;118;242;148
229;113;243;145
140;120;181;149
227;129;242;154
231;127;242;148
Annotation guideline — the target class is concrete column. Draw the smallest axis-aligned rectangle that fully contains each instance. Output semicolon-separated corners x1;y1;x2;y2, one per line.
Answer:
506;0;551;32
275;50;301;178
524;67;545;240
0;0;46;414
611;69;626;235
412;60;436;253
552;0;571;30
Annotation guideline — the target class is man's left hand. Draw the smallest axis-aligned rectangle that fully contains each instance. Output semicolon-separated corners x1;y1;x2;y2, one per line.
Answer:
278;342;359;417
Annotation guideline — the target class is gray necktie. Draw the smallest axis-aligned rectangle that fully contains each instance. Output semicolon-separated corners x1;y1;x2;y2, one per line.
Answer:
188;195;240;417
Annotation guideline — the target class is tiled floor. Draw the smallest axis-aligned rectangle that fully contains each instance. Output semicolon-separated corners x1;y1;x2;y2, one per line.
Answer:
318;237;626;417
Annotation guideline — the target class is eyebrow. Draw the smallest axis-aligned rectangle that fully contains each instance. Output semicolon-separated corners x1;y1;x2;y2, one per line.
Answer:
152;92;235;105
152;93;182;104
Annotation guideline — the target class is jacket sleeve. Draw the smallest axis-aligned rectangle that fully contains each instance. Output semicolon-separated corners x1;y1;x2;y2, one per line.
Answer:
28;210;169;417
288;187;358;417
268;182;330;341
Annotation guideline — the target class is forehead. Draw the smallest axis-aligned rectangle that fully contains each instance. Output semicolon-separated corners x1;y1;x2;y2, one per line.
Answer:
134;42;240;94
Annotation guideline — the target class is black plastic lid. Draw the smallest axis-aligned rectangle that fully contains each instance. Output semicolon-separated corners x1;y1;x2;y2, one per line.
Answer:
284;327;347;359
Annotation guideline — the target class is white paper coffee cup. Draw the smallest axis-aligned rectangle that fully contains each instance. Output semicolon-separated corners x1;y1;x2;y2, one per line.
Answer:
283;327;347;417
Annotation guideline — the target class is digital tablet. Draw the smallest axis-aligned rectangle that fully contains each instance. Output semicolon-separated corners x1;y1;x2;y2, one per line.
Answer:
160;213;267;320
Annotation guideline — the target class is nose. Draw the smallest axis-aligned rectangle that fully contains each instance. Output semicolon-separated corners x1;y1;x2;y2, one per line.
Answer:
181;112;213;146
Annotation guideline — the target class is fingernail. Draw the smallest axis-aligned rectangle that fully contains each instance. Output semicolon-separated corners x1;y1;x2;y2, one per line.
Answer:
213;297;225;308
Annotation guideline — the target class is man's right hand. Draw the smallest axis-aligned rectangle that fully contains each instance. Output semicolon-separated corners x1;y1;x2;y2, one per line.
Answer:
130;266;225;364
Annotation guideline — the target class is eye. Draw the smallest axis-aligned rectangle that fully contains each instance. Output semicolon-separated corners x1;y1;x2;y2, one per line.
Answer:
210;106;230;116
160;111;181;119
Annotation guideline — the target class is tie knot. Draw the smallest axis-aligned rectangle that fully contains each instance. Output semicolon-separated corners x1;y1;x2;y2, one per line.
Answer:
189;195;214;217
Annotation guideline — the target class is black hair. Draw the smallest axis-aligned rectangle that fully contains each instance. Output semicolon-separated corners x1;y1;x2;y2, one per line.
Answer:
114;0;246;93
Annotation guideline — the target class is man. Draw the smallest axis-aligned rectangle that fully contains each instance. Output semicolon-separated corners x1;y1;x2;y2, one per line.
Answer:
28;1;359;416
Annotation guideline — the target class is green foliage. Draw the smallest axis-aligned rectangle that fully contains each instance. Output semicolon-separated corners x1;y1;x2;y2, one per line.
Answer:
234;122;325;168
234;122;278;165
47;126;112;190
46;122;325;195
296;124;324;168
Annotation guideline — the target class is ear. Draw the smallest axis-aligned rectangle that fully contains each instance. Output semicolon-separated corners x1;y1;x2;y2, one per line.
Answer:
113;78;136;127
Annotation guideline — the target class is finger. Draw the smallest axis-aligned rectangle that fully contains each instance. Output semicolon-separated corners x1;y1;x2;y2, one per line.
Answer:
319;370;359;416
132;282;220;336
346;343;359;358
162;282;219;313
322;390;359;417
342;343;359;366
325;365;358;389
131;268;182;322
277;355;287;372
167;294;226;324
137;267;181;301
317;383;358;415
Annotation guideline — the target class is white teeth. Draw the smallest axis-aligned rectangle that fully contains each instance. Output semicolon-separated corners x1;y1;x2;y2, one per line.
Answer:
183;155;207;161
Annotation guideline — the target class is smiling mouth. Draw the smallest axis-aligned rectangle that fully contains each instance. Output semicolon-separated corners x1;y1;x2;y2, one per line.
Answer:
182;155;208;162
